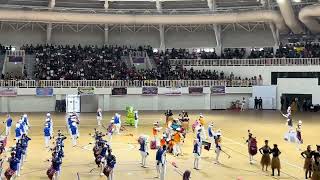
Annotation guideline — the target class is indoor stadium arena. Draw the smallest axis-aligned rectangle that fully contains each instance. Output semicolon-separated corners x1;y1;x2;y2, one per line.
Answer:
0;0;319;180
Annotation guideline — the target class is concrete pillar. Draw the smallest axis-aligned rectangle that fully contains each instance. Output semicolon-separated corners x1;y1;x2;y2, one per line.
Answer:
104;24;109;45
159;24;165;51
269;23;280;55
104;0;109;10
46;23;52;44
213;25;222;56
156;0;162;13
48;0;55;9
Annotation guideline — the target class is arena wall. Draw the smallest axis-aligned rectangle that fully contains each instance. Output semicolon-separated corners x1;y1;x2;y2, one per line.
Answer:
0;87;251;113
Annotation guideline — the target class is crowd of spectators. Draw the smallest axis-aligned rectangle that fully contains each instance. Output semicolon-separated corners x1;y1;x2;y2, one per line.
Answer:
1;42;318;81
165;42;320;60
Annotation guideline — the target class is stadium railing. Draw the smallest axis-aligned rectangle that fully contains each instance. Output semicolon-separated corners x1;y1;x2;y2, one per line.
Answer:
169;58;320;66
0;79;259;88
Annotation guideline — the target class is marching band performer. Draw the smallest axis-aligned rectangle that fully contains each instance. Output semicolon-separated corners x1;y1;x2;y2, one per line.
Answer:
97;108;103;126
5;152;19;180
15;122;22;143
22;114;30;134
114;113;121;135
134;111;139;128
259;140;271;171
139;135;149;168
193;139;201;170
215;130;222;164
301;145;313;179
44;123;51;148
5;114;13;136
107;120;115;143
156;145;167;180
105;149;116;180
296;120;303;150
46;113;54;138
70;122;78;147
208;122;215;145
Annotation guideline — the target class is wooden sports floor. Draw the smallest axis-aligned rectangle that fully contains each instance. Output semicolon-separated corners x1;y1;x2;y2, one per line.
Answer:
1;110;319;180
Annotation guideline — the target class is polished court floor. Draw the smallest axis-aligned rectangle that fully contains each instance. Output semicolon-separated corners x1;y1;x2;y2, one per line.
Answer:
1;110;319;180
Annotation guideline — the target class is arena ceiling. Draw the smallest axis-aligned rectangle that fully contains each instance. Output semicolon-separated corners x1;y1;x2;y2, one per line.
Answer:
0;0;317;12
0;0;299;9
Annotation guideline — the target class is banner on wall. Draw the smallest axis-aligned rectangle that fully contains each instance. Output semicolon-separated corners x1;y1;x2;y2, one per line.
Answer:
0;88;17;96
211;86;226;94
112;87;127;96
164;87;182;96
36;88;53;96
78;87;95;95
188;87;203;95
142;87;158;95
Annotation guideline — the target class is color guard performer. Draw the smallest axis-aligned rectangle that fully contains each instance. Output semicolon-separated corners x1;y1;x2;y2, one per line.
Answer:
259;140;271;171
97;108;103;126
301;145;313;179
193;139;201;170
271;144;281;176
246;132;257;164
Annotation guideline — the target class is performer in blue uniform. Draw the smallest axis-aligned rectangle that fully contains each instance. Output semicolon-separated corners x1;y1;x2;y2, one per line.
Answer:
5;152;19;180
15;123;22;143
156;145;167;180
105;149;116;180
21;134;31;163
44;123;51;148
70;122;78;147
5;114;13;136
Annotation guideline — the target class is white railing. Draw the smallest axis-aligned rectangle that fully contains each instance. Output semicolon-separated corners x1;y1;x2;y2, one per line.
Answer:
0;80;259;88
6;50;25;57
169;58;320;66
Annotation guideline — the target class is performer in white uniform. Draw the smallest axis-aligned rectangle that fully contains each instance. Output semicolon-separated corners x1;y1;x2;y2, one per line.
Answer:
96;108;102;126
139;135;149;168
241;97;246;111
134;111;139;128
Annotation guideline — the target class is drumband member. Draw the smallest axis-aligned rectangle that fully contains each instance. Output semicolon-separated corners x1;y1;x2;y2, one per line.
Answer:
47;130;66;180
301;145;313;179
104;149;116;180
259;140;271;171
